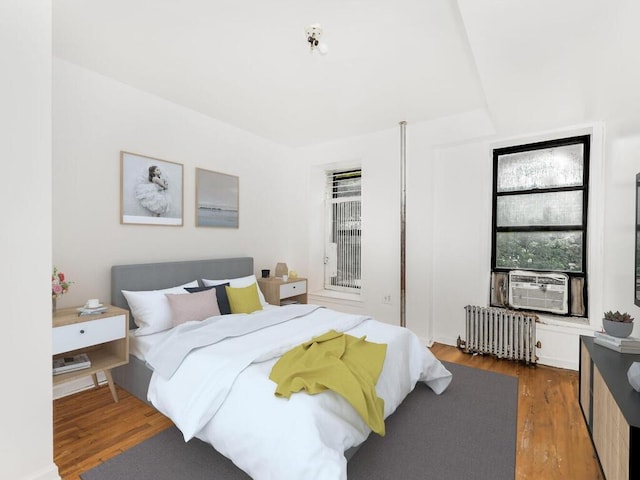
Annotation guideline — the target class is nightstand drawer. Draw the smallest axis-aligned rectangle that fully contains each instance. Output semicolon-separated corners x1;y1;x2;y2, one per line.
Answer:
280;281;307;299
53;314;126;355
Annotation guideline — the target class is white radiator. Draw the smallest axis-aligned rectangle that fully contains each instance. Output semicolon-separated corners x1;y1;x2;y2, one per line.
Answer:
461;305;539;365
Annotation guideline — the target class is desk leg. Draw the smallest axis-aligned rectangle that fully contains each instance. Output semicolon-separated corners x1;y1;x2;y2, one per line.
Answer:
91;373;99;388
104;369;119;403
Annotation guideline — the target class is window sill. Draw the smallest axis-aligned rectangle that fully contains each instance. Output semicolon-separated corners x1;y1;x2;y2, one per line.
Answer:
308;289;363;304
535;313;596;330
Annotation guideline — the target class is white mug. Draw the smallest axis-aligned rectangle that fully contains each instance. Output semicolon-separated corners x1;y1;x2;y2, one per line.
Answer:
86;298;100;308
282;275;288;282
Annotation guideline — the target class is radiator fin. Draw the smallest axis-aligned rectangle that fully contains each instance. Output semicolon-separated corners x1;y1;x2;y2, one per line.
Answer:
463;305;538;365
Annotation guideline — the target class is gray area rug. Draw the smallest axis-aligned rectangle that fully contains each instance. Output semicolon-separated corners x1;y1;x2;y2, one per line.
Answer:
81;362;517;480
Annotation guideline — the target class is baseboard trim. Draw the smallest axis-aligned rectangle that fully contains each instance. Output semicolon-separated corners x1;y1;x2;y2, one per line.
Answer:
431;335;577;370
53;371;107;400
22;463;60;480
535;354;578;371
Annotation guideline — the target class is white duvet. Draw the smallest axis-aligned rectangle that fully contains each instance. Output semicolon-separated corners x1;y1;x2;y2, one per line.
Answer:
147;304;452;480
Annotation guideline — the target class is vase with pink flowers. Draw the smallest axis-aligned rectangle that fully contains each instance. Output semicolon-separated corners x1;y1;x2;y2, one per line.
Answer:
52;266;72;313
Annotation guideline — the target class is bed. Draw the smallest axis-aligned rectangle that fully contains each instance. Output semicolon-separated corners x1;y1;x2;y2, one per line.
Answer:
111;257;255;404
111;257;452;480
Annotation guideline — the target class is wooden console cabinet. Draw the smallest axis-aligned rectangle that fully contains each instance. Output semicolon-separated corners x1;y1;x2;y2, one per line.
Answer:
579;336;640;479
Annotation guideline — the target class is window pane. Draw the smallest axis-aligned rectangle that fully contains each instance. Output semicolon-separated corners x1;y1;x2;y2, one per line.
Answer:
497;143;584;192
497;191;583;227
496;231;583;272
332;171;361;198
330;199;361;289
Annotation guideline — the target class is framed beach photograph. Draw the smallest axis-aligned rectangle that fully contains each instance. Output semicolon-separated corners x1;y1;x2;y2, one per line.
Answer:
120;151;184;226
196;168;239;228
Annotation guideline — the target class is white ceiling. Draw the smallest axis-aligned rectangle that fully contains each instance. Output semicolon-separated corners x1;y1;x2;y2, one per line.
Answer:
53;0;640;147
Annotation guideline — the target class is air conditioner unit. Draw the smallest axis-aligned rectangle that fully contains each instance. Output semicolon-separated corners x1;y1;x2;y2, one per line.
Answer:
508;270;569;315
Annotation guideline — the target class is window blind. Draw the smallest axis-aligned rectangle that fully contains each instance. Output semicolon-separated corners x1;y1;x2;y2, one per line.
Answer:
325;170;362;291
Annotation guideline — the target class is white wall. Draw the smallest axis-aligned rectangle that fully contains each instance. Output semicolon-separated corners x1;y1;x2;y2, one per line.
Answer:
303;127;402;327
429;123;613;370
602;122;640;334
430;141;493;345
297;113;624;370
53;59;303;310
52;51;640;380
299;110;495;343
0;1;59;479
49;8;640;395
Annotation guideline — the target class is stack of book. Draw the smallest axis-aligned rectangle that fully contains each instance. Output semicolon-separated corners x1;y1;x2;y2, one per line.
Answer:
280;299;300;306
594;331;640;354
52;353;92;375
76;305;108;316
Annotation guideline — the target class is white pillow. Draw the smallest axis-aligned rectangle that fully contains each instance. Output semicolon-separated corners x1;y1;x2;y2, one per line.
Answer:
202;274;267;306
123;280;198;336
201;278;228;287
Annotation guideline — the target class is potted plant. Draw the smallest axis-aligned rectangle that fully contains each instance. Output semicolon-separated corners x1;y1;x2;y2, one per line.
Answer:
602;310;635;338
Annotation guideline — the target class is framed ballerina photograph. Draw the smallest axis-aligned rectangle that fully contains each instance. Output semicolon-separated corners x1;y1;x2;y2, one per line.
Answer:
196;168;239;228
120;151;184;226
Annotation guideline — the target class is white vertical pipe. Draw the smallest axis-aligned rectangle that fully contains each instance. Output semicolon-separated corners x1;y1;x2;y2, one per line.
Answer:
465;306;469;352
399;121;407;328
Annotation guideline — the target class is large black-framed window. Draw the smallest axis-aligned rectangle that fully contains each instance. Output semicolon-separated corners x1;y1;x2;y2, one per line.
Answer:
491;135;590;317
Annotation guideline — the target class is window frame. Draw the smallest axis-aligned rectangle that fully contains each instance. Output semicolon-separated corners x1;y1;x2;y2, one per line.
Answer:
324;168;362;293
491;135;590;317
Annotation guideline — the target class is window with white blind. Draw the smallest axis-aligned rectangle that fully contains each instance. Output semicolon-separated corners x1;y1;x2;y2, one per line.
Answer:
324;169;362;292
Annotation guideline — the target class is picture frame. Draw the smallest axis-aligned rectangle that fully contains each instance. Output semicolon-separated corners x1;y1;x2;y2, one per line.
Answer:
196;167;239;228
120;151;184;226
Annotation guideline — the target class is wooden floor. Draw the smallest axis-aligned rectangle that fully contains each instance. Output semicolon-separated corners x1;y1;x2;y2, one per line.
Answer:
53;343;604;480
53;383;173;480
430;343;603;480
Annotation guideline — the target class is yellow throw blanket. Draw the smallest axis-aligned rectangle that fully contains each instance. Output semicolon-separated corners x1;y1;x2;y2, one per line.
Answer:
269;329;388;436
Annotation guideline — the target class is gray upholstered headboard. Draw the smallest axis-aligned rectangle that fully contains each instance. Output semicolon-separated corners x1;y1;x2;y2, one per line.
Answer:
111;257;254;329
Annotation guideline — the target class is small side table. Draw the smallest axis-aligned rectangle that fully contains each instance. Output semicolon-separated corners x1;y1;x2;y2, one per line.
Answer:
52;305;129;402
257;277;308;306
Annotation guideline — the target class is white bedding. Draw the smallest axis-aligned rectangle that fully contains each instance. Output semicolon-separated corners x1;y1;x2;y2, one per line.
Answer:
129;304;281;361
128;329;170;361
146;305;452;480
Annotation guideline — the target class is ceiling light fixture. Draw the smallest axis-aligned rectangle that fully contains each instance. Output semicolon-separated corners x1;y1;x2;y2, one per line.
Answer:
305;23;328;55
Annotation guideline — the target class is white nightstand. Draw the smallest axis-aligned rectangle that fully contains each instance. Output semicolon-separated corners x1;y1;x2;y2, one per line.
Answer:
52;305;129;402
257;277;308;306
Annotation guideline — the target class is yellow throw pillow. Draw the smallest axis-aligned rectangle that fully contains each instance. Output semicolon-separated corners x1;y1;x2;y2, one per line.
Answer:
225;283;263;314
